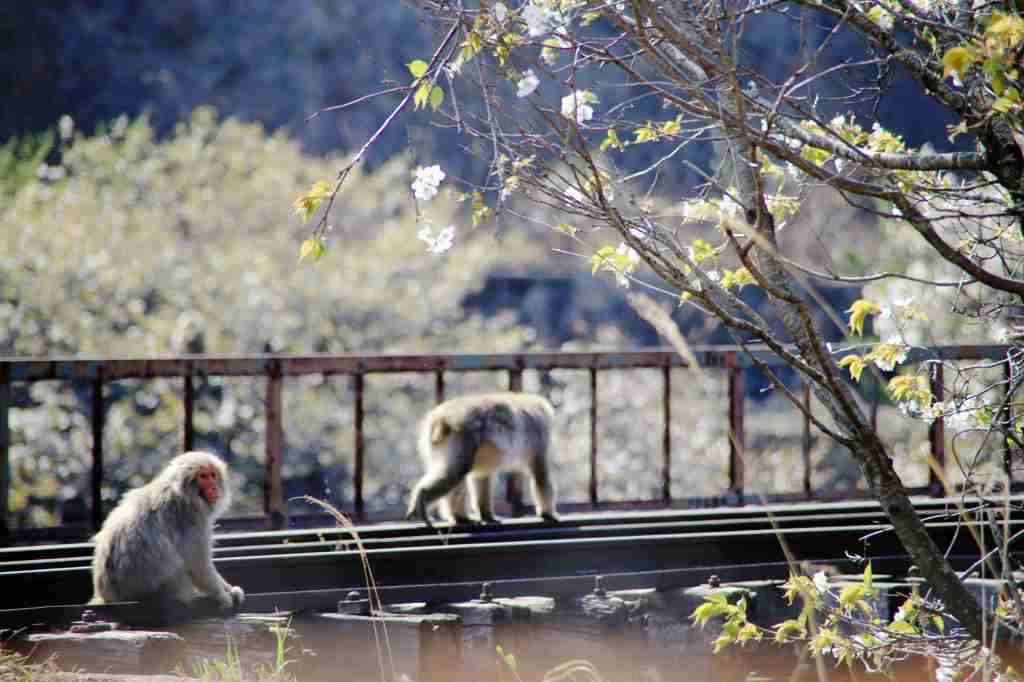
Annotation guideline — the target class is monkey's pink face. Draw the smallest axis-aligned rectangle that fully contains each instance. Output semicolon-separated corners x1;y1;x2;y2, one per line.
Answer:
195;466;221;507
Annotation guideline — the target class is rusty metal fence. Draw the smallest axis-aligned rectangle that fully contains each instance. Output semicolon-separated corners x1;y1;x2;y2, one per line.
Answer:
0;345;1013;537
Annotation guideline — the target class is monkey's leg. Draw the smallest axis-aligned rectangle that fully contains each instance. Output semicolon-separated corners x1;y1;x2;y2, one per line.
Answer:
469;474;499;524
407;458;472;527
439;481;475;525
528;453;558;523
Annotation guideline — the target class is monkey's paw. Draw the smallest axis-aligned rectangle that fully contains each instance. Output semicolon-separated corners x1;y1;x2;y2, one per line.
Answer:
217;585;245;610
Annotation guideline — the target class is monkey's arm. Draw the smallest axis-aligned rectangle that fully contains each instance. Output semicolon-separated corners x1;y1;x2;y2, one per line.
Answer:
183;528;243;609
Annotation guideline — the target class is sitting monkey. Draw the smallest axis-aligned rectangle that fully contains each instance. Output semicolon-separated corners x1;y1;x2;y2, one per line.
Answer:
90;451;245;610
406;392;558;525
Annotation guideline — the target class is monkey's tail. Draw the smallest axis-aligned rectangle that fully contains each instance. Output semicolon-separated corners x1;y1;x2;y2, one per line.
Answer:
428;415;452;445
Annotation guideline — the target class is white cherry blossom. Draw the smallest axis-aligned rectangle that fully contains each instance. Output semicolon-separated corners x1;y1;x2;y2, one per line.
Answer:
516;69;539;98
417;224;456;254
813;571;829;593
411;164;445;201
523;3;554;36
561;91;594;125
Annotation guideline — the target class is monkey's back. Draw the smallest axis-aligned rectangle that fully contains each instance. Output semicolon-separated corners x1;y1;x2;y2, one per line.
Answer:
419;392;554;471
91;478;210;602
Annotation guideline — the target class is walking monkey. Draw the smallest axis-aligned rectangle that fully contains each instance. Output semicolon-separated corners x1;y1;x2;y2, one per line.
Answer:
406;392;558;525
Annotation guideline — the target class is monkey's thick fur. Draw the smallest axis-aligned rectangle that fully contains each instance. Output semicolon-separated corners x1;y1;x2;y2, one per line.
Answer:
406;392;557;525
90;451;245;609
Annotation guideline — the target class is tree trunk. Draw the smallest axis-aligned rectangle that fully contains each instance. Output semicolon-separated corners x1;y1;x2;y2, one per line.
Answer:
716;79;986;641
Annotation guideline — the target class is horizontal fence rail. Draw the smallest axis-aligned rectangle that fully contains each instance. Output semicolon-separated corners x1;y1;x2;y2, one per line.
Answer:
0;345;1015;543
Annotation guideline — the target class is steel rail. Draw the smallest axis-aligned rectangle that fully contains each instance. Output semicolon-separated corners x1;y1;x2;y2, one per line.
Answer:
1;502;1018;623
2;553;939;629
0;497;1009;568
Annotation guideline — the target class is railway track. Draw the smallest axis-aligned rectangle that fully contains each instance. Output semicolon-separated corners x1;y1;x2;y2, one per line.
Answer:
1;497;1020;628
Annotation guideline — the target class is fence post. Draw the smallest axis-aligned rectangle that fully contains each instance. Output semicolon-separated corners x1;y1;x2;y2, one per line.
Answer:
0;364;9;542
590;367;599;506
353;372;365;521
183;374;194;453
1005;362;1014;485
928;363;946;497
726;353;745;502
264;362;285;529
803;382;812;497
662;365;671;503
435;370;445;404
505;366;525;515
91;376;106;532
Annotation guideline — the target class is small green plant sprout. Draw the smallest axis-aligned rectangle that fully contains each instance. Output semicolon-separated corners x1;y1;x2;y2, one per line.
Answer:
268;620;295;674
496;644;524;682
191;623;297;682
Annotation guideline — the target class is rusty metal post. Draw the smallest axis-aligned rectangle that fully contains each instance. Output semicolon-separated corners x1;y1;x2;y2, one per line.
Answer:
435;370;445;404
508;369;523;392
505;367;525;514
803;382;812;498
0;364;10;541
353;372;365;521
590;367;599;506
264;363;285;529
928;363;946;496
90;377;106;532
183;374;194;453
726;353;745;501
662;365;671;503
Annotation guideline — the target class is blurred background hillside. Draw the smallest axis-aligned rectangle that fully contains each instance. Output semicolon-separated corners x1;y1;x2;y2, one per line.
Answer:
0;1;1004;529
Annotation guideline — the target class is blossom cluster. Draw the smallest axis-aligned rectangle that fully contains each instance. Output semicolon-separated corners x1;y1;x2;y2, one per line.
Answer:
411;164;445;201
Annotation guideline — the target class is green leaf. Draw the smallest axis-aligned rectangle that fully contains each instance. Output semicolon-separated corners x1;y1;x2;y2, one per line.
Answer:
846;298;880;336
691;602;725;628
839;584;866;608
414;82;432;110
773;619;805;644
888;620;918;635
737;622;760;644
408;60;429;78
430;85;444;111
993;97;1018;113
298;237;326;263
838;355;866;382
590;245;617;274
942;45;978;80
